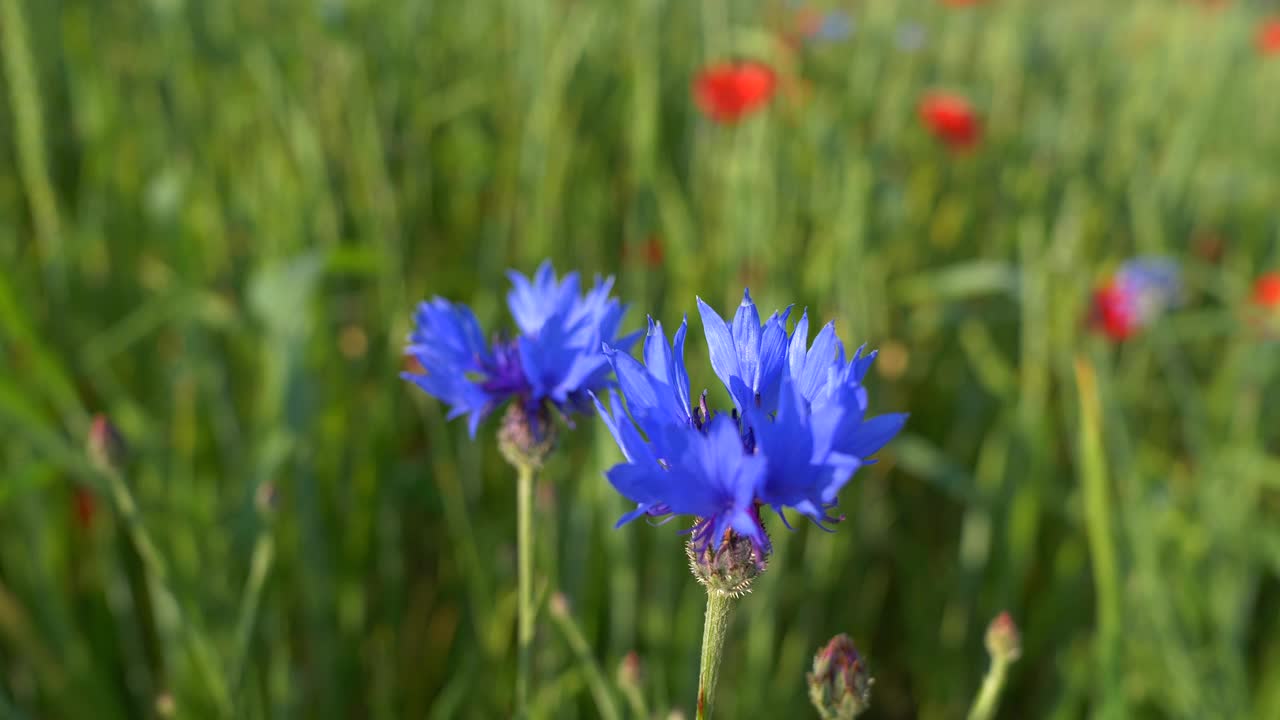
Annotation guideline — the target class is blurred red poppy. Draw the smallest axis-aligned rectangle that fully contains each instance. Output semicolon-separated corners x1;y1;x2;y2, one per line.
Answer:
625;236;665;268
1090;283;1138;341
941;0;985;6
1259;20;1280;56
1252;272;1280;308
919;92;982;150
694;61;777;124
74;486;97;531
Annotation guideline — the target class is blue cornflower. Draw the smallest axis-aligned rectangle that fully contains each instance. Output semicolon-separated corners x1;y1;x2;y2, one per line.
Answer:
1089;256;1182;341
402;261;639;437
813;11;854;42
895;22;927;52
594;291;906;557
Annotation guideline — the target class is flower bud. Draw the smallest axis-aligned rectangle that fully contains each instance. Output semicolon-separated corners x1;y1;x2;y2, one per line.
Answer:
87;414;127;473
617;650;642;690
255;481;280;516
984;612;1021;663
686;527;769;598
807;634;873;720
549;591;570;618
497;402;556;470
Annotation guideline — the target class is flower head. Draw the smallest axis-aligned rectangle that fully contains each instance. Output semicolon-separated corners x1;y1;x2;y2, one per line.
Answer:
920;92;982;150
1089;257;1182;341
1258;19;1280;56
1252;271;1280;309
789;8;854;45
1248;271;1280;338
693;61;777;124
594;291;906;560
402;261;638;438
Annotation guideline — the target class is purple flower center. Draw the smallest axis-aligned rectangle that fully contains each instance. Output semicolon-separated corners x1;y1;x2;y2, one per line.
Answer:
479;338;531;397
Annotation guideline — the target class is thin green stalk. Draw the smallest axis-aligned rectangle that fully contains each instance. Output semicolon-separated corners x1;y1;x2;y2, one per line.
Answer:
516;462;536;717
695;591;734;720
1073;357;1124;715
0;0;63;286
548;594;621;720
231;530;276;697
99;465;232;713
966;656;1011;720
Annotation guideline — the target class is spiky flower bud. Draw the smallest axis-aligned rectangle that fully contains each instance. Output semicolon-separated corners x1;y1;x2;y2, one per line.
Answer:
807;634;873;720
497;402;556;470
686;527;769;598
87;414;127;473
984;612;1021;664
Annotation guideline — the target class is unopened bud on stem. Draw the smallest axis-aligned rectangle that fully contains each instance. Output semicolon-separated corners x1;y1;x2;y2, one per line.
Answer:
498;402;556;470
807;633;873;720
87;414;128;473
984;611;1021;664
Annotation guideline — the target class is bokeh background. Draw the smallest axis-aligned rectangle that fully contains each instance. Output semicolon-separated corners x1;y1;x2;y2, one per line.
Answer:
3;0;1280;718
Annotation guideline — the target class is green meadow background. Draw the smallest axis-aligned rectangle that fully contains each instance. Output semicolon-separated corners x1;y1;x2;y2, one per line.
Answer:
3;0;1280;718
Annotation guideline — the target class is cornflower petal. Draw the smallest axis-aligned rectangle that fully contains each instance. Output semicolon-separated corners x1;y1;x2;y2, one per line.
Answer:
405;261;633;435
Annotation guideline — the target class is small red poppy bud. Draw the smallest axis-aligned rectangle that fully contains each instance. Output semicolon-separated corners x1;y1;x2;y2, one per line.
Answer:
87;414;128;473
985;612;1022;663
617;650;642;690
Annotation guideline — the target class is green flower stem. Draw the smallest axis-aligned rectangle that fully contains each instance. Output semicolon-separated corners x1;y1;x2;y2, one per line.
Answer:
516;462;536;717
548;594;621;720
695;591;735;720
966;655;1011;720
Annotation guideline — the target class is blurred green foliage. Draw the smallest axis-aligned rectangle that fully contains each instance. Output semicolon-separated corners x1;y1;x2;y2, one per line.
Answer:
1;0;1279;718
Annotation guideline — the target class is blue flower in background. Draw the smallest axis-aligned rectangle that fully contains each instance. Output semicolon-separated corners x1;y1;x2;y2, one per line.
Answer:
594;291;906;556
403;261;639;437
1114;256;1183;323
896;22;927;52
813;11;854;42
1089;256;1183;341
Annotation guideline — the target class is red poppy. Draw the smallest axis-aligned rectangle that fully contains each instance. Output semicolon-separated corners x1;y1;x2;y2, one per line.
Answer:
1090;282;1138;341
693;61;777;124
1251;272;1280;308
941;0;985;6
1258;20;1280;56
73;486;97;530
624;235;665;268
919;92;982;150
